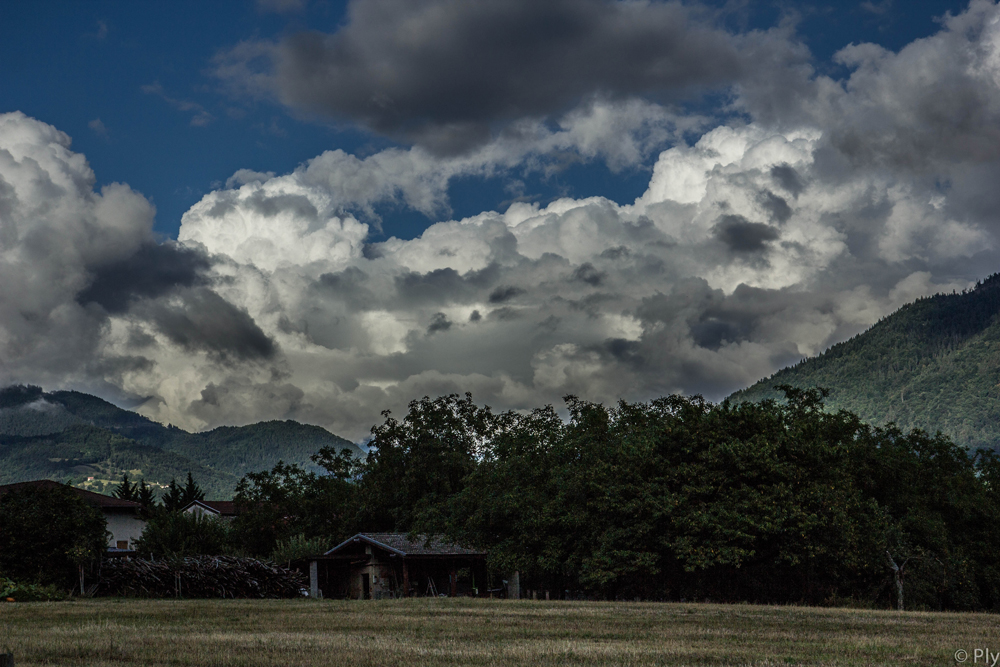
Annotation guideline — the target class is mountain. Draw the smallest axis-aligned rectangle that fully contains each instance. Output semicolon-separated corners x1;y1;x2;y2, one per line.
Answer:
0;385;365;498
730;273;1000;450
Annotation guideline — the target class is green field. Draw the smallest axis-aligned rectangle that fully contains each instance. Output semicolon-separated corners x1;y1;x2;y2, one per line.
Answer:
0;598;992;666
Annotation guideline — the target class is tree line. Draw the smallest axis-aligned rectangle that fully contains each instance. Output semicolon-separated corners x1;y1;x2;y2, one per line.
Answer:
5;387;1000;610
163;387;1000;610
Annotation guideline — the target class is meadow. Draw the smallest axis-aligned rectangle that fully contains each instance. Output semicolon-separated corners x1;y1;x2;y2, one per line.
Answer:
0;598;994;666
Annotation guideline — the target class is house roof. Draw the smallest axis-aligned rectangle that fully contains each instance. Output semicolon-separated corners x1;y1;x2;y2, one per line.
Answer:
181;499;237;516
0;479;141;510
325;533;485;558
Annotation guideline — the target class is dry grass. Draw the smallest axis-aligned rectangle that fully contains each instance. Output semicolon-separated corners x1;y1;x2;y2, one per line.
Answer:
0;597;993;666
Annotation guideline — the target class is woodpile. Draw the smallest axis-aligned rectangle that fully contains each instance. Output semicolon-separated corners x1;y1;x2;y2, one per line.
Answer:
98;556;306;599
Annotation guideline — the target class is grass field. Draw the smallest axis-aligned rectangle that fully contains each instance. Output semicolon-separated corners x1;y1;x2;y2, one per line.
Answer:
0;597;994;666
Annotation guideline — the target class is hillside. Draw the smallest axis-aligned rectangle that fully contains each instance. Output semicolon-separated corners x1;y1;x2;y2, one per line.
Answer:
0;385;365;498
731;273;1000;450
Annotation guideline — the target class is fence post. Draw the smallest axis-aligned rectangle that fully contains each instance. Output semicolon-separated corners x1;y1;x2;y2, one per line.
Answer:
309;560;319;599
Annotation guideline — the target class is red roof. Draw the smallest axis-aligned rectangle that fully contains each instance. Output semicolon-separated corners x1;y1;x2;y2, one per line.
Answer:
0;479;141;510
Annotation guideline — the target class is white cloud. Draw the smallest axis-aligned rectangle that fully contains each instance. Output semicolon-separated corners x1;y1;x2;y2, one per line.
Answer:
0;112;154;386
14;2;1000;439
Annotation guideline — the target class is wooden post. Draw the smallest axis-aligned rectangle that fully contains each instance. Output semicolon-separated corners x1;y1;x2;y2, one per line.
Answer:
402;561;409;598
450;561;457;597
309;560;319;599
886;552;906;611
78;565;85;598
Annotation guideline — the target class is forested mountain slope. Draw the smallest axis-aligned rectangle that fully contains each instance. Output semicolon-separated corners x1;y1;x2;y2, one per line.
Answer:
0;385;365;497
731;274;1000;450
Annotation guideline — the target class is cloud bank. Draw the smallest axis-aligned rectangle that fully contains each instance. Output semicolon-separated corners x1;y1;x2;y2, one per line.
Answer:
213;0;803;153
5;1;1000;439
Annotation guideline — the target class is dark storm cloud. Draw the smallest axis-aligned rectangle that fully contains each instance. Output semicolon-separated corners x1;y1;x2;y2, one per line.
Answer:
0;174;17;223
215;0;784;153
757;190;792;223
600;338;644;366
770;164;804;197
427;312;452;333
77;242;210;314
138;287;276;363
713;215;780;252
396;268;470;303
689;318;743;350
395;263;505;305
488;285;525;303
573;263;604;286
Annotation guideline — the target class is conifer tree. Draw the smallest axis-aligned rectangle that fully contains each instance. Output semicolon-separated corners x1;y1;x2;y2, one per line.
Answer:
162;478;184;512
113;473;138;502
181;472;205;506
136;479;157;518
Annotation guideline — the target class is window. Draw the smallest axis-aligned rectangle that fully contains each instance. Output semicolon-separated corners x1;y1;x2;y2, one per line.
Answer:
116;540;129;550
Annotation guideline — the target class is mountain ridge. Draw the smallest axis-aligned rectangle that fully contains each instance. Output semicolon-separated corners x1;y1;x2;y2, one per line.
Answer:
0;385;365;498
730;273;1000;450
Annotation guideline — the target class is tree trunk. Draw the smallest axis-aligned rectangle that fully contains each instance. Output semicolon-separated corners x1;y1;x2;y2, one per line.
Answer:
886;552;904;611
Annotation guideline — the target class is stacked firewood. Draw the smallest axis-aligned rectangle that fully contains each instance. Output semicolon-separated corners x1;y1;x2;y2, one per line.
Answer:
97;556;306;598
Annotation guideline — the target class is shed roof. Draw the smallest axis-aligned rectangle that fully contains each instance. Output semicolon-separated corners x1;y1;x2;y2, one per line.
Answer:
0;479;141;510
325;533;485;558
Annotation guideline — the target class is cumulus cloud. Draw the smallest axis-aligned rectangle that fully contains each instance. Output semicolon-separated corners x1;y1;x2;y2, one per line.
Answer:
0;112;285;405
151;115;979;436
0;111;154;386
11;2;1000;440
212;0;801;153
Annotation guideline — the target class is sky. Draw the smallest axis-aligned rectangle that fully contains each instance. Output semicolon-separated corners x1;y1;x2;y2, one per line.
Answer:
0;0;995;440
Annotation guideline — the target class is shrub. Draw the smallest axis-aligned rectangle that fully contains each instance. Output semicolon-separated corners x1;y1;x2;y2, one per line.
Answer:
0;576;65;602
269;534;329;567
133;511;231;558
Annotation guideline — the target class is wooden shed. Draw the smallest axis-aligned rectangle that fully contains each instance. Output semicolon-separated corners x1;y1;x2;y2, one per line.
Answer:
308;533;486;599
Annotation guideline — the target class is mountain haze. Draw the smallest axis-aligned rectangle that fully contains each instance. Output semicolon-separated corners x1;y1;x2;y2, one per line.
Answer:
0;385;365;498
731;274;1000;450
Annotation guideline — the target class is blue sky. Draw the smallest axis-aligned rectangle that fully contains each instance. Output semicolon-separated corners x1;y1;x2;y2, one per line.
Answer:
1;0;970;240
2;0;998;437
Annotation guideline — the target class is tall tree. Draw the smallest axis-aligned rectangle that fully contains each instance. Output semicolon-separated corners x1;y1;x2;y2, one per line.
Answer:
136;479;157;519
162;478;184;512
113;473;138;502
230;448;361;558
181;472;205;506
359;393;491;532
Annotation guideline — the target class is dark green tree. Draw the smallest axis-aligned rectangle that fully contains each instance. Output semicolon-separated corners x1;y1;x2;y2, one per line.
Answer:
113;473;138;502
230;448;361;557
0;484;108;588
133;511;231;558
359;393;491;532
162;478;184;512
136;479;157;519
181;472;205;506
